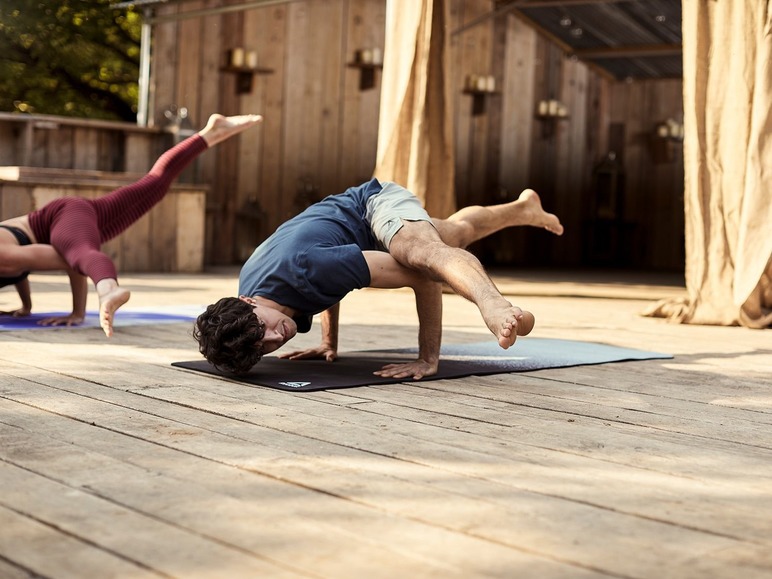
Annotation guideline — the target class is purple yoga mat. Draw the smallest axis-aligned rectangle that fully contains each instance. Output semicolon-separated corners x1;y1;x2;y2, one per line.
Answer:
0;307;200;331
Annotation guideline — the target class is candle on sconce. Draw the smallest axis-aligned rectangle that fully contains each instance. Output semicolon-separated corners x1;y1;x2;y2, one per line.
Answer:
360;49;373;64
485;76;496;92
229;47;245;67
371;47;383;65
538;100;549;116
557;104;568;117
476;75;488;92
548;99;559;116
246;50;258;69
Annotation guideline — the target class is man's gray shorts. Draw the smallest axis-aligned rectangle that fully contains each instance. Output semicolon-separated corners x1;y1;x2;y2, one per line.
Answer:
365;182;435;250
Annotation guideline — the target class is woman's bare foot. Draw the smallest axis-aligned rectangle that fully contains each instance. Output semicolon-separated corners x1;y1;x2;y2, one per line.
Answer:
518;189;564;235
481;301;535;349
96;279;131;338
199;113;263;147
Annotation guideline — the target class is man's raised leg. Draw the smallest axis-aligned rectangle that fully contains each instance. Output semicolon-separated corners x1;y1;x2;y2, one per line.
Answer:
432;189;563;249
388;221;534;349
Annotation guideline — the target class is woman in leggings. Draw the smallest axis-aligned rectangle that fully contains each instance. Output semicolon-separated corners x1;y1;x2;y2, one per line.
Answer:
0;113;262;337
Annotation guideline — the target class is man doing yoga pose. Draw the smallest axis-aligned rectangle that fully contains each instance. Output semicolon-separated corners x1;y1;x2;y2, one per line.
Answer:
0;113;262;337
195;179;564;380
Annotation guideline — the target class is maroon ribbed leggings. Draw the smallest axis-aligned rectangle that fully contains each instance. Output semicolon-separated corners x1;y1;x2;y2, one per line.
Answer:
28;134;208;284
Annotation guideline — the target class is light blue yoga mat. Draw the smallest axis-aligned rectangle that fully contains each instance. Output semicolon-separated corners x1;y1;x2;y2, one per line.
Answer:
172;338;673;392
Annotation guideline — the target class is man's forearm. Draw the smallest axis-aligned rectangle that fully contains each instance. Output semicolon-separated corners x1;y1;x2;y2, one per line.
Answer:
414;280;442;365
320;303;340;350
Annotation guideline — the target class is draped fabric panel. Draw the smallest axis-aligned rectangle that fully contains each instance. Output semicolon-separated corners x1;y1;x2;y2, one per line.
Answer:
372;0;456;218
645;0;772;328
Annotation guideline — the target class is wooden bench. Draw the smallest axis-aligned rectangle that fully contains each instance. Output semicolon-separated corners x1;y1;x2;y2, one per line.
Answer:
0;167;208;273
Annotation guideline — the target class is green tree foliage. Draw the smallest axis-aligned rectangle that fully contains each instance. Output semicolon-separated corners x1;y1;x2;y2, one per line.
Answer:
0;1;141;121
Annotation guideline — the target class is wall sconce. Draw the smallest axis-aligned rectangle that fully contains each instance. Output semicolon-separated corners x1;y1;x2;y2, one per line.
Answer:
655;118;684;142
464;74;497;93
462;74;498;116
221;47;273;95
651;118;684;163
227;47;259;69
535;99;568;138
536;99;569;119
348;47;384;91
354;47;383;66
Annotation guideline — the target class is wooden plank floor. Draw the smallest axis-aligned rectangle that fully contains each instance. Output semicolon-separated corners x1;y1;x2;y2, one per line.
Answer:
1;269;770;578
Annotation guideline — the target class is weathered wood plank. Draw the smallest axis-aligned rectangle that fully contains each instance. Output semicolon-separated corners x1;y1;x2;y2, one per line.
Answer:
175;191;206;272
2;362;769;578
499;14;536;193
254;3;288;239
0;392;590;578
0;556;37;579
0;272;768;577
0;500;158;579
339;0;385;188
0;434;306;578
150;4;179;124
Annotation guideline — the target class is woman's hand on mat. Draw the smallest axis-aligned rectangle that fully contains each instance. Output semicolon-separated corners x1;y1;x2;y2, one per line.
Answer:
374;358;438;381
278;343;338;363
37;312;85;327
0;306;31;317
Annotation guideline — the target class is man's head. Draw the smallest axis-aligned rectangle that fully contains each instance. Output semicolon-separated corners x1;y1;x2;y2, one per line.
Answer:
193;296;297;374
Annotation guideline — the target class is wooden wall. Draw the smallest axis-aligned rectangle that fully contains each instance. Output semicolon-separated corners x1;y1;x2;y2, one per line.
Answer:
149;0;386;264
147;0;684;271
608;79;685;271
0;0;685;272
448;2;684;271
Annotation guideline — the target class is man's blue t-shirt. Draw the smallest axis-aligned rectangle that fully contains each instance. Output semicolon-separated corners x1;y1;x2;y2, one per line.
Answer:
238;179;383;332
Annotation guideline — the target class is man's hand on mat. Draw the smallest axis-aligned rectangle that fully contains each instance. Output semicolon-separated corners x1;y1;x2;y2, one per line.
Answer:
0;306;31;317
374;358;438;381
278;343;338;362
37;312;85;327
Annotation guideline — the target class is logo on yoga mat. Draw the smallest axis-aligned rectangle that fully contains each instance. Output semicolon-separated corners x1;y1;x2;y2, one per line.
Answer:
279;381;311;389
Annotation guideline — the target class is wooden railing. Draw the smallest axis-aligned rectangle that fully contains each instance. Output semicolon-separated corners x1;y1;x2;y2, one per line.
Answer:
0;113;207;272
0;112;174;174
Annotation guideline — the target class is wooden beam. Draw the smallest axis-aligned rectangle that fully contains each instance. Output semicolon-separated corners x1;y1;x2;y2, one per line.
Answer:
452;0;638;37
575;44;683;59
503;0;638;6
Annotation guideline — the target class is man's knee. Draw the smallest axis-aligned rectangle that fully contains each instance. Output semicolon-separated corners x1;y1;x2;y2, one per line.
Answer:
390;237;450;275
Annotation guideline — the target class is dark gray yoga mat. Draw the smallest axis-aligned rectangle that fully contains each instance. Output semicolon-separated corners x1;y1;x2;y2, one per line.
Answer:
172;338;672;392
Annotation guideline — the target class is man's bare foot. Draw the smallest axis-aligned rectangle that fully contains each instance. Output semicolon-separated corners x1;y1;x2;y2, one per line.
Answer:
199;113;263;147
481;301;535;349
518;189;564;235
96;279;131;338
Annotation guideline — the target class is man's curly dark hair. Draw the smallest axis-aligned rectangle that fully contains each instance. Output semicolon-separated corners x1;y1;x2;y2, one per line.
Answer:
193;297;265;374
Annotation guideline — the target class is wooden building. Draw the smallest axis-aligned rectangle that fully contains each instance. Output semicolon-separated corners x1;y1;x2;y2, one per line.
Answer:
0;0;685;272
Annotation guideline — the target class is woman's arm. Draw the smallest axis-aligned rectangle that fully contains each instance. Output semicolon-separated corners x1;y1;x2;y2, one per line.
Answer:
0;278;33;317
16;277;32;314
37;269;89;327
0;243;69;276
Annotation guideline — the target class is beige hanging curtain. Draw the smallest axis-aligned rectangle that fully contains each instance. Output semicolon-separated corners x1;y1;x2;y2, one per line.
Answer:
373;0;456;218
646;0;772;328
